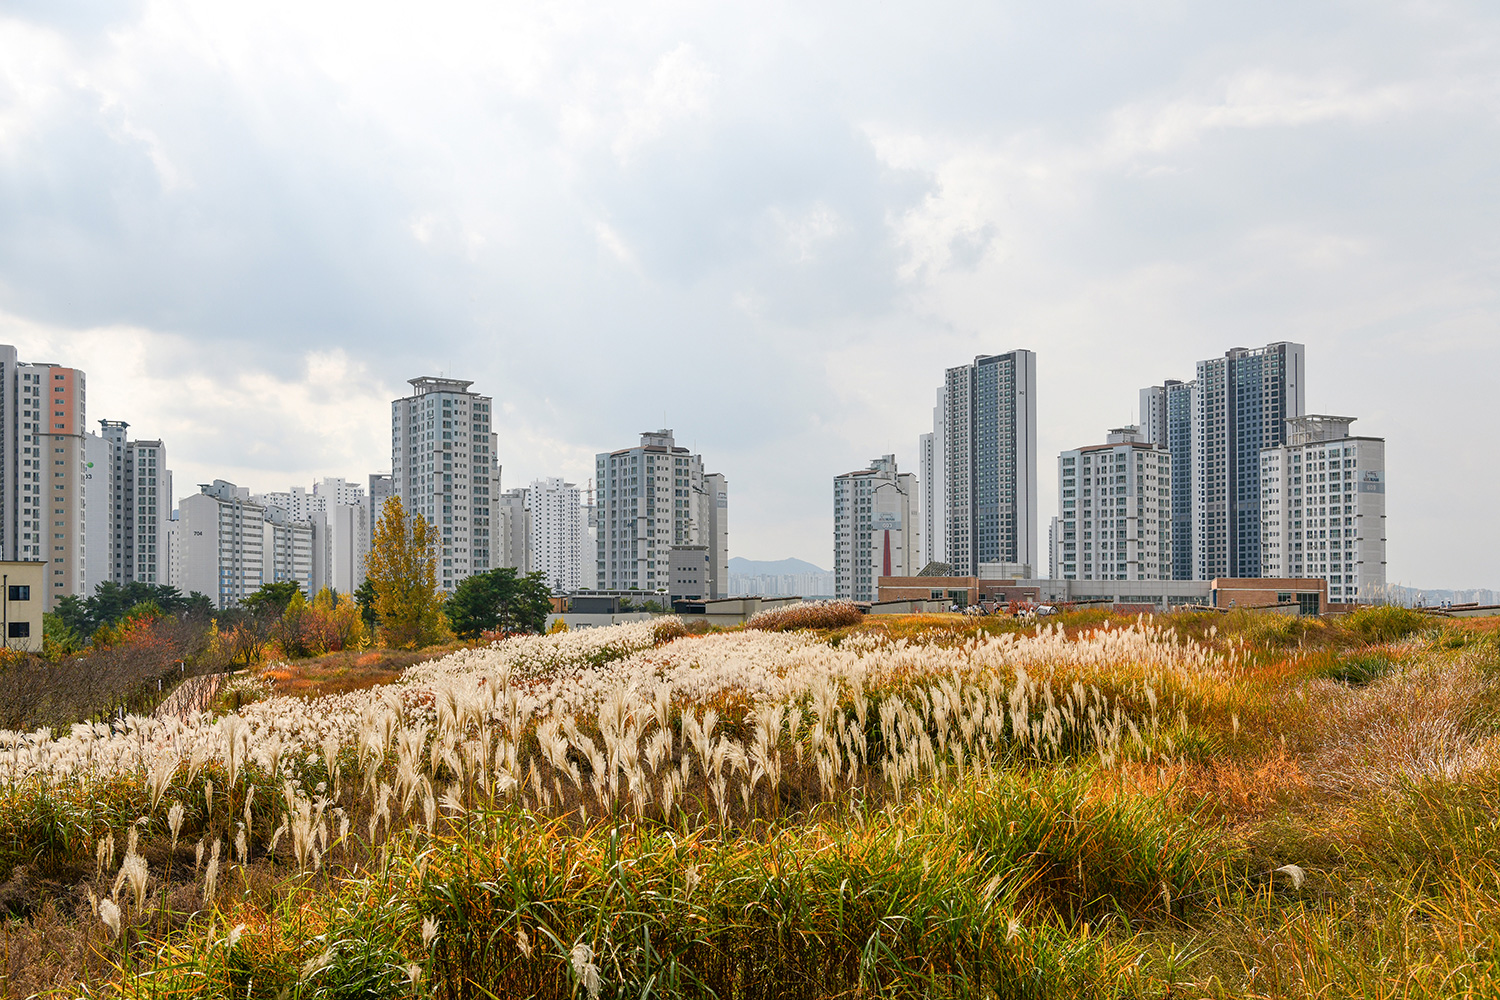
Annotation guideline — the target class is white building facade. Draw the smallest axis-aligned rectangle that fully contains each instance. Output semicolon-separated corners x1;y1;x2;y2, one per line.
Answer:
528;477;587;592
391;377;501;593
595;430;726;593
1139;379;1195;580
257;477;370;595
1260;415;1386;604
834;455;918;602
1053;427;1172;582
0;346;89;608
263;506;315;596
98;421;172;588
919;386;946;570
178;481;267;608
701;472;728;599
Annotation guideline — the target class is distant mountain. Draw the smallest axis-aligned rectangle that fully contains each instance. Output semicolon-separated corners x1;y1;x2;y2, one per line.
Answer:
728;557;829;576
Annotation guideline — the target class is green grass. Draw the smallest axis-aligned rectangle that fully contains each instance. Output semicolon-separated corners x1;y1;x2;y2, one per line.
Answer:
4;610;1500;998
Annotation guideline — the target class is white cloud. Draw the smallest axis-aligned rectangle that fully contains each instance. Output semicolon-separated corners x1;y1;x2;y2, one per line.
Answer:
613;44;718;162
0;311;394;501
0;2;1497;586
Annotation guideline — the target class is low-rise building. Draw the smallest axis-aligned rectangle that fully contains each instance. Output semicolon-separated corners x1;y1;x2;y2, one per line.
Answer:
669;544;710;600
877;574;1328;615
0;560;46;652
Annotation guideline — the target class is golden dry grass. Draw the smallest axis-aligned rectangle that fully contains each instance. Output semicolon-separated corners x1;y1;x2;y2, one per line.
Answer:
1;610;1497;998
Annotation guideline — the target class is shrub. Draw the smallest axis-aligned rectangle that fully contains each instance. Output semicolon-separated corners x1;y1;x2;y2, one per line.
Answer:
1340;605;1429;645
948;769;1224;922
745;600;864;632
651;618;688;644
1234;611;1320;650
1314;650;1393;686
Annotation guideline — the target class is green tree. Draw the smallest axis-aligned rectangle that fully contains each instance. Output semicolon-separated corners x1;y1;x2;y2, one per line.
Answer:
446;568;554;639
366;495;445;648
353;579;379;635
241;581;303;619
148;585;187;614
52;594;91;640
182;592;215;619
42;611;81;659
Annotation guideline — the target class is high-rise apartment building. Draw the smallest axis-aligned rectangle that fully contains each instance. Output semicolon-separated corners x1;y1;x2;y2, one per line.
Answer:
315;477;366;508
255;477;370;596
834;455;918;601
179;481;267;608
701;472;728;599
256;476;371;595
97;421;172;588
943;351;1037;576
595;430;726;593
495;488;529;573
1260;415;1385;603
311;501;369;595
919;387;946;569
82;432;110;590
0;346;88;608
1139;379;1195;580
1193;343;1305;579
391;377;500;593
255;486;316;521
1052;427;1172;582
368;473;394;518
263;506;315;595
528;478;587;593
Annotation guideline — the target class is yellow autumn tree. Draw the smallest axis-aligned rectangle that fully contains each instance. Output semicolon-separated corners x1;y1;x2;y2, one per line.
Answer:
365;495;446;648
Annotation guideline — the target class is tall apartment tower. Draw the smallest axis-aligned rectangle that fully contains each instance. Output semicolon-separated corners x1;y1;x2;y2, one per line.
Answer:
263;506;315;595
919;386;947;569
528;478;587;592
595;429;725;593
1260;415;1385;603
368;474;394;518
701;472;729;599
1139;380;1195;579
82;432;110;590
1193;343;1305;579
97;421;172;587
179;481;267;609
314;477;370;595
833;455;917;601
943;350;1037;577
256;478;370;595
390;377;500;593
1052;426;1172;582
0;346;88;608
496;488;530;573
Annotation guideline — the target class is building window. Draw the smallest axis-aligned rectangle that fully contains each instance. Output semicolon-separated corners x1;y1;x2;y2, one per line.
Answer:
7;622;30;638
6;586;29;602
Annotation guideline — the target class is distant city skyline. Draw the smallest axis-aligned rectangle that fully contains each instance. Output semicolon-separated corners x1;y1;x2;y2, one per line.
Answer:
2;4;1497;589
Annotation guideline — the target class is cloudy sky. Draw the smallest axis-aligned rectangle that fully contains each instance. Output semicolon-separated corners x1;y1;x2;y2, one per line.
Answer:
1;1;1496;588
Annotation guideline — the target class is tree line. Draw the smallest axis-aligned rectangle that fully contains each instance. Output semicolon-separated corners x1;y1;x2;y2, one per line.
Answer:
0;496;554;731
